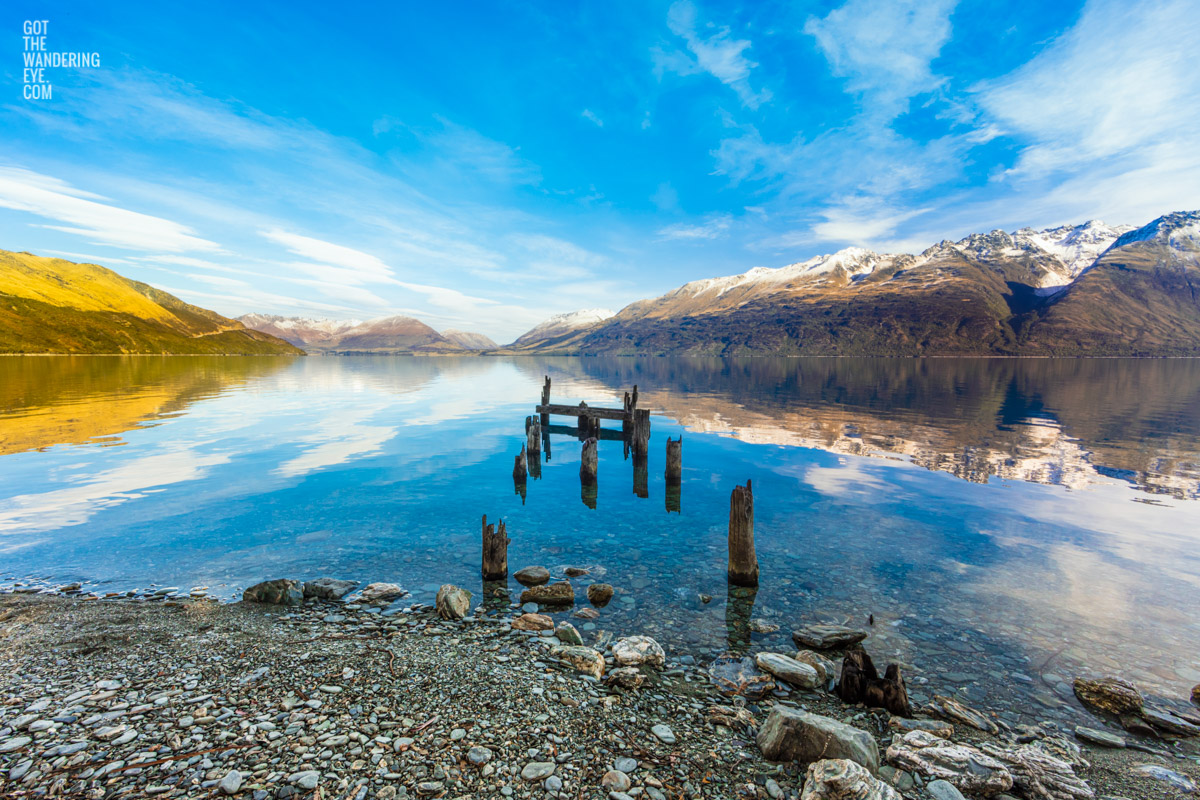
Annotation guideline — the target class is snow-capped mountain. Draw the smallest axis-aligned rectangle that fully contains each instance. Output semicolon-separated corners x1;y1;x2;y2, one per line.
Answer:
510;308;615;347
441;329;498;350
238;314;494;353
236;314;362;347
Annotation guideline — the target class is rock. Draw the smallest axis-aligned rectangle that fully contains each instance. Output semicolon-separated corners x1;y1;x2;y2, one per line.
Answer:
514;566;550;586
1117;713;1156;737
564;566;590;577
927;695;1000;735
791;625;868;650
555;621;584;645
218;770;243;795
520;582;574;605
750;619;780;633
707;704;756;729
1141;704;1200;736
1072;677;1143;716
574;607;601;620
545;776;563;792
1031;735;1088;770
755;652;821;689
794;650;836;684
926;779;966;800
605;667;648;690
468;746;493;765
1132;764;1197;793
651;724;676;744
614;757;638;773
302;578;358;600
586;583;614;606
361;582;407;603
1193;684;1200;705
757;706;879;773
242;579;303;606
978;741;1094;800
0;736;32;753
708;653;776;699
889;717;954;738
290;770;320;790
511;613;554;631
799;759;900;800
435;584;471;620
1073;726;1125;748
521;762;555;781
550;645;605;679
601;770;632;792
884;730;1012;795
612;636;666;669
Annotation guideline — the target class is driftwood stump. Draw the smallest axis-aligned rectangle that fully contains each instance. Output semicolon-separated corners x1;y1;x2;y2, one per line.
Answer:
481;515;510;580
580;437;598;484
728;480;758;587
836;649;911;717
665;436;682;484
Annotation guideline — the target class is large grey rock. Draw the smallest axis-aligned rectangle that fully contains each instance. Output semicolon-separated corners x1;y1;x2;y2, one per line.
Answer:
587;582;614;606
800;759;899;800
757;706;879;773
1141;705;1200;736
303;578;358;600
755;652;821;689
1072;677;1142;716
549;645;604;679
242;579;303;606
514;566;550;586
979;741;1094;800
520;581;574;605
1073;726;1124;748
708;654;776;699
613;636;666;669
792;625;868;650
218;770;243;795
435;584;471;620
521;762;555;781
885;730;1012;794
794;650;837;684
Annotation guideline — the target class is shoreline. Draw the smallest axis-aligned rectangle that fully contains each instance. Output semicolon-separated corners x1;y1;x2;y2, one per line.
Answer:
1;591;1197;799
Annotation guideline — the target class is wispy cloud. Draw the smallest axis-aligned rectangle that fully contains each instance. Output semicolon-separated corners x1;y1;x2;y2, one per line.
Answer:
0;166;220;253
658;214;732;241
581;109;604;127
655;0;771;108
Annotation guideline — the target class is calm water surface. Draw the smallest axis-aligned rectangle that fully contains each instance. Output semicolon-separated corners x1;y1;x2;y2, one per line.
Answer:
2;355;1199;728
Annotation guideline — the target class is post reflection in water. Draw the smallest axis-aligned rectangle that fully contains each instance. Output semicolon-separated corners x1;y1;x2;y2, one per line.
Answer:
3;355;1200;730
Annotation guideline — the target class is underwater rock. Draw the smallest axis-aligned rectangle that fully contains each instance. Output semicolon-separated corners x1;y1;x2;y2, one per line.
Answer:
511;613;553;631
514;566;550;586
792;625;868;650
520;582;574;605
586;583;614;606
708;654;775;699
302;578;358;600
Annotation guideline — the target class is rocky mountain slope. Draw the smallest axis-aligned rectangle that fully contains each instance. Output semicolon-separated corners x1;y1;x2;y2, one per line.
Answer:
526;213;1199;356
238;314;493;354
507;308;615;350
0;251;303;355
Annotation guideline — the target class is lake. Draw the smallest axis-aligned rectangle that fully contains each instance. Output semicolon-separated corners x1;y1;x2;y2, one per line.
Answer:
2;355;1199;729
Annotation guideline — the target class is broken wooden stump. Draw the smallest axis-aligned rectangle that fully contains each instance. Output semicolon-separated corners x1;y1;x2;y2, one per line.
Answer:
836;649;912;717
630;408;651;455
541;375;551;407
665;436;682;484
526;415;542;454
728;479;758;587
481;515;510;580
580;437;598;484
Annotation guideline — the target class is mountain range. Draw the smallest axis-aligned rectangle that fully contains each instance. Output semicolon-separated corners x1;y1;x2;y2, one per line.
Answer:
0;250;301;355
236;314;496;354
524;211;1200;356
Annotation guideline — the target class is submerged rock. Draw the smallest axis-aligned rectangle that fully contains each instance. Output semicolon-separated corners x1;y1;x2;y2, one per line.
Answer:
612;636;665;669
520;582;574;605
303;578;358;600
757;706;879;774
514;566;550;586
549;645;604;679
360;582;407;603
586;583;614;606
885;730;1012;795
434;585;471;620
564;566;590;577
242;579;302;606
792;624;868;650
1072;677;1143;716
708;654;775;699
755;652;821;689
800;759;899;800
511;613;553;631
574;607;600;620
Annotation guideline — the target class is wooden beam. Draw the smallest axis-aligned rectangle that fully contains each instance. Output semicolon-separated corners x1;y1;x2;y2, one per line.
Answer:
537;403;629;421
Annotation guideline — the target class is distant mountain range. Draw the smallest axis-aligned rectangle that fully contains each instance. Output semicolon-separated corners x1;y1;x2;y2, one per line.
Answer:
520;211;1200;357
0;250;301;355
237;314;496;354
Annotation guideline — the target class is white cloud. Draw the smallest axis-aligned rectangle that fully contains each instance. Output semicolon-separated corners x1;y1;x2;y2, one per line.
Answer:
656;0;771;108
804;0;958;117
581;109;604;127
658;214;732;240
0;166;220;253
262;229;394;281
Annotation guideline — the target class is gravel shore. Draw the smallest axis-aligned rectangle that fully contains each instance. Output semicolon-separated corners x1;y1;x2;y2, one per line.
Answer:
0;591;1197;799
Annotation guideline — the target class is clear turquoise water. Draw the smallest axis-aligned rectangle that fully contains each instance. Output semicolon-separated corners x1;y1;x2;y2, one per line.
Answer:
2;356;1199;727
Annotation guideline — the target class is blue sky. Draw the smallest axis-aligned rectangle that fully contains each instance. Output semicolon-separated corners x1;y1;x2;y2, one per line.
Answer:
2;0;1198;341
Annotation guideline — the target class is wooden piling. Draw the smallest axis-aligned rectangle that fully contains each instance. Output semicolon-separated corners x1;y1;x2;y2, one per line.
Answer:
665;483;681;513
541;376;551;407
728;479;758;587
526;415;542;454
481;515;510;580
631;408;651;455
665;436;682;484
580;436;598;484
513;445;528;482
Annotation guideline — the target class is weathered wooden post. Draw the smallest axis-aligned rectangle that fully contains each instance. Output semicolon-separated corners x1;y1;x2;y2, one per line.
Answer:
481;515;510;580
580;436;598;485
631;408;651;455
665;483;681;513
725;584;757;652
622;391;633;438
541;375;551;407
631;384;638;410
513;445;528;482
632;452;648;498
526;415;542;455
577;401;590;431
665;436;682;484
728;480;758;587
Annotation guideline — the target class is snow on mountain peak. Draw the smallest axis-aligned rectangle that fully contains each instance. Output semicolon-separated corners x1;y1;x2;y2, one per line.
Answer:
1113;210;1200;251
